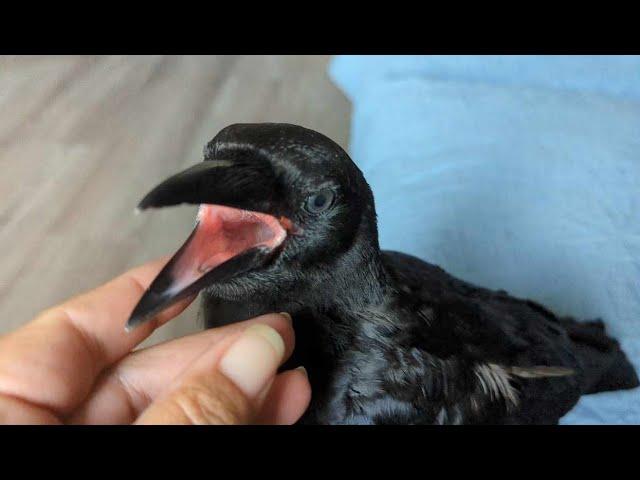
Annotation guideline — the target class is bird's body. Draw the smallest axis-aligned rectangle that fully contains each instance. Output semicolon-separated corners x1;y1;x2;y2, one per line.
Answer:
203;250;637;424
130;122;639;425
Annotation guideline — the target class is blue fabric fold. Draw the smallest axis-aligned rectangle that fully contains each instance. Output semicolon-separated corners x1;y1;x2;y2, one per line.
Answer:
329;55;640;424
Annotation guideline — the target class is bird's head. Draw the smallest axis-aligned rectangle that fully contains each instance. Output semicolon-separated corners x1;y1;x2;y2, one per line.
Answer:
126;123;380;331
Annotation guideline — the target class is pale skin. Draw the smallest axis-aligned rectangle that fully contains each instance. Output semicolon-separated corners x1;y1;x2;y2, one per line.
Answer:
0;257;312;424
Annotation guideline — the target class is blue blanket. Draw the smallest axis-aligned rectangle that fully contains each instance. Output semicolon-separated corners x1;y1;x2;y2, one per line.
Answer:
329;55;640;424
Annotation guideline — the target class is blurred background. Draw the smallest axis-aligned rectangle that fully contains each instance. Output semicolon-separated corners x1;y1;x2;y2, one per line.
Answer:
1;55;638;423
0;55;350;347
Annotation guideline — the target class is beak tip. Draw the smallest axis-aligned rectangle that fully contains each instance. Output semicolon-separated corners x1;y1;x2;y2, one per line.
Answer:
137;197;153;211
124;315;143;333
125;288;175;333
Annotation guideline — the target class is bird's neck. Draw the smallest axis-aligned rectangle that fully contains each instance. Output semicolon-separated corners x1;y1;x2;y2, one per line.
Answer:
291;242;395;351
284;246;401;409
306;237;388;308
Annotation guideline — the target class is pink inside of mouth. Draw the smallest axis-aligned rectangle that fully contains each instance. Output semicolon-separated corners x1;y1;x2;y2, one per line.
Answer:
168;204;287;294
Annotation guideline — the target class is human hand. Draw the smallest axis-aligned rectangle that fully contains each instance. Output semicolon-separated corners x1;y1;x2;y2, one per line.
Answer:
0;258;311;424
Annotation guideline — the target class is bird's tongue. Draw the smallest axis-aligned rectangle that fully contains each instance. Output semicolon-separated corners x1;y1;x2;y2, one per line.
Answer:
169;205;287;295
125;204;287;331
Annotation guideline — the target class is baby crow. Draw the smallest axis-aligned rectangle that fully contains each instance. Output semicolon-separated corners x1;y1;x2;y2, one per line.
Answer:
127;123;638;424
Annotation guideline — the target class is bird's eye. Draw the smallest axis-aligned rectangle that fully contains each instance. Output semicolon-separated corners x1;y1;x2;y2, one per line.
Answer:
305;189;335;213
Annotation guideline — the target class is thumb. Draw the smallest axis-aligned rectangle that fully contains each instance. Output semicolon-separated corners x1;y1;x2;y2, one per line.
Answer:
135;324;286;425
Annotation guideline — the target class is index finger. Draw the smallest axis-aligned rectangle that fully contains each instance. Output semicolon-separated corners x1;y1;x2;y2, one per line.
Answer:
0;257;194;417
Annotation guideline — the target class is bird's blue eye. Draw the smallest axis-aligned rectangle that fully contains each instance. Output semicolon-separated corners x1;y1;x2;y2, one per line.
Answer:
305;189;335;213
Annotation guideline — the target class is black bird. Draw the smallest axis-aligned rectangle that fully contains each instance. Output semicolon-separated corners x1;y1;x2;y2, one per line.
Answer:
127;123;639;424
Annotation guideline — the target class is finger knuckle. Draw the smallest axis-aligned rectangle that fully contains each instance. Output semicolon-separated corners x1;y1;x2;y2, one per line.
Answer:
173;377;251;425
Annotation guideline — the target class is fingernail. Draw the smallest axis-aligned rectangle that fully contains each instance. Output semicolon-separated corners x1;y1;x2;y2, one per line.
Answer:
219;324;285;399
295;366;308;377
279;312;292;323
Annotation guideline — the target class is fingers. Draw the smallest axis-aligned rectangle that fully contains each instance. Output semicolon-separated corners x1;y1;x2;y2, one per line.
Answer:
0;395;62;425
0;257;194;417
45;256;193;369
69;313;298;424
256;367;312;425
135;317;308;425
0;255;311;425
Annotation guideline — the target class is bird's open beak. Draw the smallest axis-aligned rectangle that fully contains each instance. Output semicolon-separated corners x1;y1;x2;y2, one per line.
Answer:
125;160;290;331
